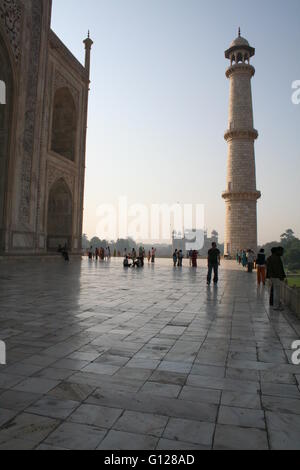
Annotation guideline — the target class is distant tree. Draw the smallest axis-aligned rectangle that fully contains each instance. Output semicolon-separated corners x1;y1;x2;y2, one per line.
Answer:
82;234;90;250
283;238;300;272
280;229;296;244
90;237;102;247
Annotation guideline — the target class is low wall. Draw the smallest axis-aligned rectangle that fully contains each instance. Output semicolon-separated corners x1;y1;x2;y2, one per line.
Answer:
281;282;300;318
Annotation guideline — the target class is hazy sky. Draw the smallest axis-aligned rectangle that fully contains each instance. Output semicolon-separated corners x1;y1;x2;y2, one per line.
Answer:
51;0;300;244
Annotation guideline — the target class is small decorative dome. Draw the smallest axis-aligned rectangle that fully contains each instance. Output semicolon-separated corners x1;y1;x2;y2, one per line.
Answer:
230;36;250;48
225;28;255;60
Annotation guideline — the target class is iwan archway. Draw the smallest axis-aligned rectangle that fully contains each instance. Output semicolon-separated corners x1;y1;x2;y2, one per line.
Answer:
47;178;73;251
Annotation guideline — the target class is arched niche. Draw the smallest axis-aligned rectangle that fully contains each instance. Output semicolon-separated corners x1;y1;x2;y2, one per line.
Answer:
47;178;73;251
51;87;77;162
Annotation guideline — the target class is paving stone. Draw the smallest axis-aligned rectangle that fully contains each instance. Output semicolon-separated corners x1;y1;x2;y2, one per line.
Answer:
156;439;210;450
44;422;106;450
221;391;261;410
13;378;59;394
26;397;79;420
97;430;158;450
48;382;95;402
113;410;168;437
262;396;300;415
0;438;36;450
140;382;181;398
87;389;218;423
218;406;266;429
0;408;18;427
0;390;41;412
261;382;300;400
0;413;59;446
68;404;123;428
266;412;300;450
213;424;269;450
179;386;221;405
149;370;188;386
163;418;215;447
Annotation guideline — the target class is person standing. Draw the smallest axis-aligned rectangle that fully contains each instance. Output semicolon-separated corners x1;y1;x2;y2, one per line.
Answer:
178;250;183;267
242;250;248;268
192;250;198;268
247;250;255;273
207;242;221;286
173;250;178;267
266;247;286;311
151;247;156;264
189;250;193;267
256;249;266;286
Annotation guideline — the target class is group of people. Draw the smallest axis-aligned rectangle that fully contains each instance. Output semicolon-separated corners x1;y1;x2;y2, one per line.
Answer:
88;246;111;261
123;247;157;269
172;249;200;268
237;249;256;272
172;243;221;286
237;247;286;311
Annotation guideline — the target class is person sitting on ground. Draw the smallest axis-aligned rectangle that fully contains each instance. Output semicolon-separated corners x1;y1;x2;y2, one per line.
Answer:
123;256;132;268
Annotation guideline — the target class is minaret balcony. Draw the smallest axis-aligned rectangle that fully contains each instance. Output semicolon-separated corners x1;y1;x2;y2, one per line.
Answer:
222;190;261;201
226;63;255;78
224;128;258;142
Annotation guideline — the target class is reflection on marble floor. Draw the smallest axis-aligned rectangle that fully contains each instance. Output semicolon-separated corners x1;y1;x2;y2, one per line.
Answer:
0;258;299;450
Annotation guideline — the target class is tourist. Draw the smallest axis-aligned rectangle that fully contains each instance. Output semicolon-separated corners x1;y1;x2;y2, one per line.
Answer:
189;250;193;267
62;244;69;262
192;250;198;268
132;248;137;262
173;250;178;267
151;247;156;263
123;256;132;268
247;249;255;273
148;251;151;263
266;247;286;311
139;246;145;267
88;246;93;260
95;247;99;261
178;250;184;267
207;242;221;286
242;250;248;268
256;249;267;286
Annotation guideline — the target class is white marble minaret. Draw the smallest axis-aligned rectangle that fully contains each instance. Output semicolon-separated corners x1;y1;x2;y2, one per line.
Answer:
223;30;261;256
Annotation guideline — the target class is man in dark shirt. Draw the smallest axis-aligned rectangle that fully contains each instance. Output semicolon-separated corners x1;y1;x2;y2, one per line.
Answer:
266;247;286;311
207;242;221;286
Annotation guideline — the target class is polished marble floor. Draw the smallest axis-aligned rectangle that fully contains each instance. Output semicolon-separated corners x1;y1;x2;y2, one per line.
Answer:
0;258;300;450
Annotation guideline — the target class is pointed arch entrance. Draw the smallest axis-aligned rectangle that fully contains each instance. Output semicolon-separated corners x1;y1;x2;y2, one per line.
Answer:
0;31;13;251
47;178;73;251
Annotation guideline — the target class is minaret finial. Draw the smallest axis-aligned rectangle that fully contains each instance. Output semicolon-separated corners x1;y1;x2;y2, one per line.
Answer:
88;30;90;39
238;27;241;37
